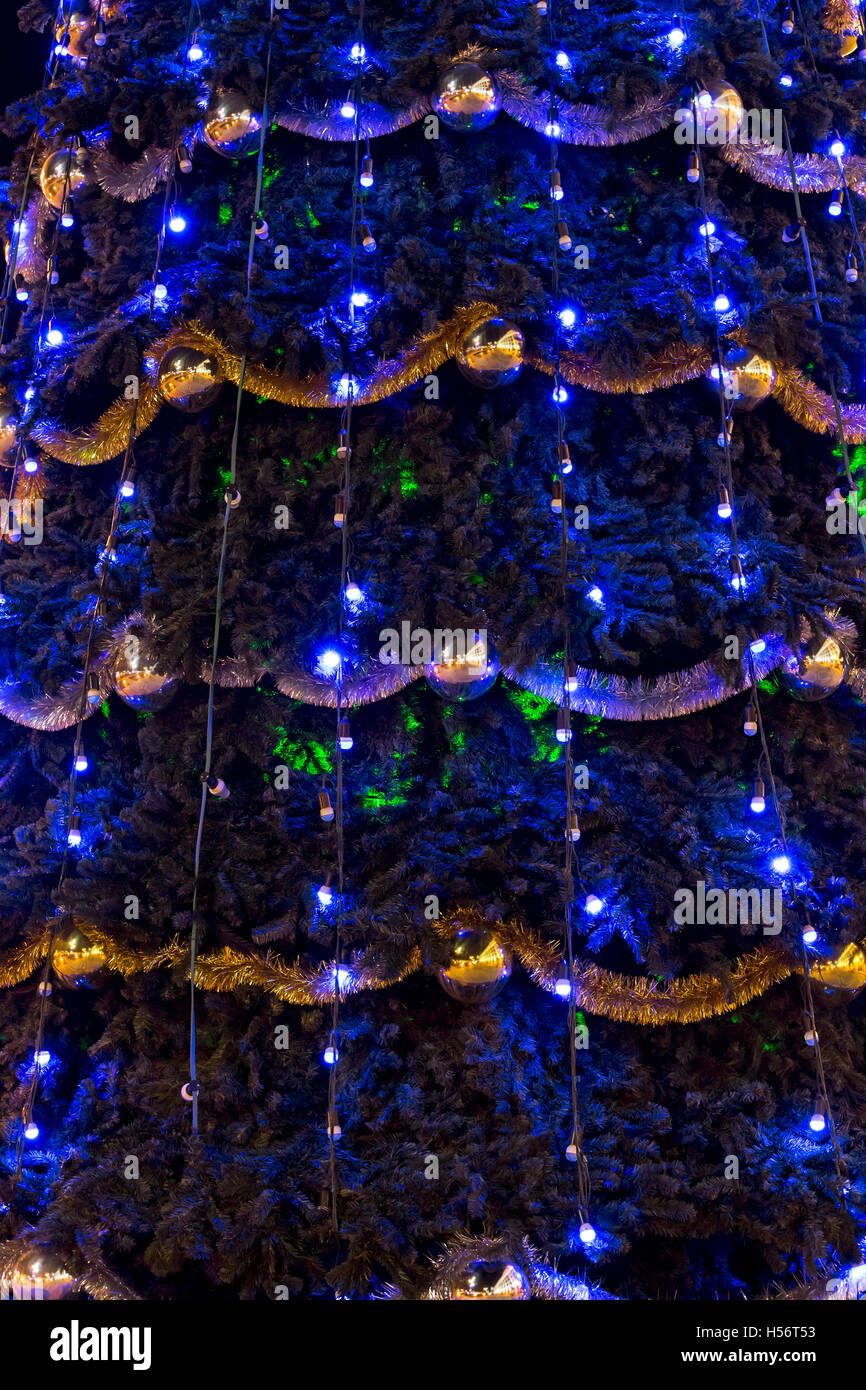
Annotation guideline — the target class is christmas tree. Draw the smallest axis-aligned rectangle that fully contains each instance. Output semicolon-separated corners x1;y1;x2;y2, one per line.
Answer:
0;0;865;1304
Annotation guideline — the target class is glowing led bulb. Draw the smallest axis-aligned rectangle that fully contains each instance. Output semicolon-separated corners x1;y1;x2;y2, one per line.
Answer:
830;138;846;158
34;1050;51;1067
45;325;63;346
168;211;187;233
350;289;370;307
318;884;334;907
802;926;818;945
809;1110;826;1133
558;306;577;328
585;893;604;916
119;478;135;499
340;100;356;119
698;220;716;238
587;585;604;606
771;853;791;875
74;752;88;773
554;978;572;998
578;1220;596;1244
318;648;341;674
24;1121;39;1140
323;1045;339;1065
668;24;685;48
552;385;569;404
188;40;203;62
713;293;731;313
23;454;38;474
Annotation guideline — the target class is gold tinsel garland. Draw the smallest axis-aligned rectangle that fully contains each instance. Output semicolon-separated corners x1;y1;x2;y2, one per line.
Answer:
0;912;804;1024
28;313;866;467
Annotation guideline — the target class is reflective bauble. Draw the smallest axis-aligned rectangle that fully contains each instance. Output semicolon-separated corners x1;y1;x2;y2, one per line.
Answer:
0;409;17;462
780;633;846;701
437;927;512;1003
6;1250;75;1301
707;345;775;411
39;146;90;209
56;11;95;58
202;90;263;157
51;927;107;988
433;62;501;132
156;344;223;412
806;941;866;994
456;318;524;389
695;78;745;141
449;1258;530;1300
112;630;181;712
425;634;499;701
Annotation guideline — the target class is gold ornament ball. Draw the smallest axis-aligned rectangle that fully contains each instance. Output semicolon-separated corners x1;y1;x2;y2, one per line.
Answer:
56;11;95;58
456;317;525;389
39;146;91;209
51;927;107;988
433;62;501;132
156;343;223;413
202;90;263;157
449;1258;530;1300
839;34;859;58
780;633;846;701
437;927;512;1004
0;408;17;462
696;78;745;141
8;1250;75;1301
426;635;499;701
708;346;775;411
112;630;181;712
805;941;866;994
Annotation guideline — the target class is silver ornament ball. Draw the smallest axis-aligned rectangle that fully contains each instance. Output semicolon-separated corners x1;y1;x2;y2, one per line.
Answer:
425;635;499;701
456;318;525;389
112;627;181;712
433;62;501;132
437;927;512;1004
39;146;91;209
156;343;223;412
707;345;775;411
779;633;846;701
449;1257;530;1300
202;90;263;157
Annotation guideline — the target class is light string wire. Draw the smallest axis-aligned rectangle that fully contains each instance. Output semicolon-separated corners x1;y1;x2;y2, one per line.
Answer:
695;96;850;1199
326;0;367;1244
746;655;850;1197
547;0;591;1224
13;388;139;1179
187;1;275;1136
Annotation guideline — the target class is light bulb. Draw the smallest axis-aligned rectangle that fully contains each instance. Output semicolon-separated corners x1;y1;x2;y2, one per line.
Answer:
344;581;363;605
558;306;577;328
828;191;843;217
717;485;732;520
552;385;568;404
545;119;562;139
830;138;846;158
318;649;341;674
585;893;604;916
714;293;731;313
359;155;373;188
578;1220;596;1244
802;926;818;945
323;1045;339;1065
809;1111;826;1133
188;41;203;62
555;50;572;69
340;100;356;119
119;478;135;499
45;325;63;346
350;42;366;60
350;289;370;307
23;455;38;474
587;585;604;606
67;815;82;848
333;965;351;990
74;752;88;773
554;977;572;998
698;220;716;238
153;281;167;302
779;74;793;88
168;211;187;233
771;854;791;875
555;710;571;743
668;24;685;48
318;884;334;907
750;780;766;814
749;637;766;655
564;659;577;694
337;719;353;752
24;1121;39;1140
34;1049;51;1067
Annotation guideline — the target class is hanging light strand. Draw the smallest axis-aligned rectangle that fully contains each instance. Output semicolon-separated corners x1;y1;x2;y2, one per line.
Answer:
548;0;591;1226
187;2;275;1136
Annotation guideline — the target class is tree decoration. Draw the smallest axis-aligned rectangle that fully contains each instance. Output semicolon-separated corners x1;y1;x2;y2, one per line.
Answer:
433;61;501;132
155;343;224;413
448;1257;531;1299
56;9;95;60
111;623;181;712
425;636;500;700
456;317;525;388
708;346;776;411
435;926;513;1003
803;941;866;994
201;90;263;158
38;146;91;209
0;406;17;460
695;78;745;142
0;1246;75;1300
779;632;847;701
51;926;108;988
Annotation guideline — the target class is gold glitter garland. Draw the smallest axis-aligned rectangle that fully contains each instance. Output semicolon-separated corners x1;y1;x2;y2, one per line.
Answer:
30;313;866;467
0;912;804;1024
